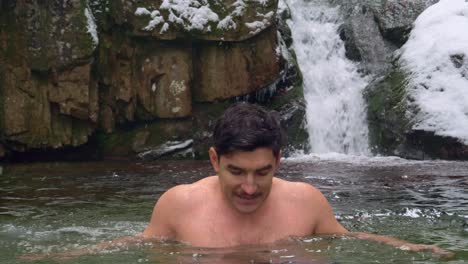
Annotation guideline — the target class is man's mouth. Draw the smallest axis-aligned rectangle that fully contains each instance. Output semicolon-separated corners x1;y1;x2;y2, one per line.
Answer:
236;193;261;200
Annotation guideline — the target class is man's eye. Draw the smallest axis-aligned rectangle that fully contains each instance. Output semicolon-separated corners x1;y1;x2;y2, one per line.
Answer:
230;170;243;175
256;170;269;176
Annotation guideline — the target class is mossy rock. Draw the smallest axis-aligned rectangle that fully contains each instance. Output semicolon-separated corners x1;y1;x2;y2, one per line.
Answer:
365;68;412;155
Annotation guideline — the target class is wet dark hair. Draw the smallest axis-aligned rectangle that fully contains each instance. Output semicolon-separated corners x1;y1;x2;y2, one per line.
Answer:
213;103;286;159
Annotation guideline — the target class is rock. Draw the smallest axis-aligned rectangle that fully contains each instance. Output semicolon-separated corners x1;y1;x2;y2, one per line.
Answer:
277;99;309;156
48;63;96;121
0;143;5;159
18;0;97;72
338;4;394;75
366;69;411;156
335;0;437;74
373;0;438;46
132;130;151;153
137;139;194;160
2;62;95;150
135;41;193;119
97;118;193;159
0;0;97;151
0;0;293;159
108;0;279;41
193;26;280;102
366;67;468;160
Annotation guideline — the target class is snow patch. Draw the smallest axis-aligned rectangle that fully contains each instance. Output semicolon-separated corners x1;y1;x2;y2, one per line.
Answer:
84;6;99;48
401;0;468;144
135;0;274;35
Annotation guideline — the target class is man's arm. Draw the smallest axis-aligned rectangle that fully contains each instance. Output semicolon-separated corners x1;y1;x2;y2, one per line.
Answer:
308;185;453;258
20;187;181;261
142;186;179;239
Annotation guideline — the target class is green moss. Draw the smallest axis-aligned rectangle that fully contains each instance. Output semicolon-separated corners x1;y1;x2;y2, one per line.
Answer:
266;82;303;110
366;69;412;154
73;1;96;56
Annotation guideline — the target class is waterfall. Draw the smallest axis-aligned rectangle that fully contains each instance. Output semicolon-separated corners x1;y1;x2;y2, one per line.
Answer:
286;0;371;155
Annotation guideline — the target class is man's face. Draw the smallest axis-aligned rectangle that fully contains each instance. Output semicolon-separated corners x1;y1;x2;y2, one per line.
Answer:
209;147;280;214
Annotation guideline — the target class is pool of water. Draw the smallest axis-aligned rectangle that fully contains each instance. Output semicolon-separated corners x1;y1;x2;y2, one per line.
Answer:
1;156;467;263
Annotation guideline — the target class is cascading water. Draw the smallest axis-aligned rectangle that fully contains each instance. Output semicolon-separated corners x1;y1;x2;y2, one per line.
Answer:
286;0;371;155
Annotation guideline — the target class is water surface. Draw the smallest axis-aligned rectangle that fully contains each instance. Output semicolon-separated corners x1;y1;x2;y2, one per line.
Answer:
1;156;467;263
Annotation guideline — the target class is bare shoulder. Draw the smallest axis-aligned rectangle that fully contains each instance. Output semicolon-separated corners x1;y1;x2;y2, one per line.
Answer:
158;176;216;210
143;176;216;238
274;178;328;204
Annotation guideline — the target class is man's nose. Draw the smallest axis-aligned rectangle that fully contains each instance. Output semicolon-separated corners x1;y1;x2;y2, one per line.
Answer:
241;175;258;195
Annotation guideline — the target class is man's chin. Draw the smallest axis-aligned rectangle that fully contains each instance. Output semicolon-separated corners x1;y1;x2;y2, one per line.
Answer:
233;195;262;213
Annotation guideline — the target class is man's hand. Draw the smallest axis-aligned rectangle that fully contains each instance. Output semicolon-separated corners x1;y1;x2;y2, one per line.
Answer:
348;232;454;258
18;235;150;262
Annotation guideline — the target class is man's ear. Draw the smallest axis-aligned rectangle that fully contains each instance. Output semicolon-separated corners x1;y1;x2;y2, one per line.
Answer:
275;150;282;167
209;147;219;173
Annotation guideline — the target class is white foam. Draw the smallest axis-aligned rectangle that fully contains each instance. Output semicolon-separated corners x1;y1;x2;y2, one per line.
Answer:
287;0;371;155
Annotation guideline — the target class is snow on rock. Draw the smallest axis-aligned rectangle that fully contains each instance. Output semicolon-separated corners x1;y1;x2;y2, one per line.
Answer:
400;0;468;144
245;11;274;35
134;0;276;38
85;6;99;48
135;0;218;32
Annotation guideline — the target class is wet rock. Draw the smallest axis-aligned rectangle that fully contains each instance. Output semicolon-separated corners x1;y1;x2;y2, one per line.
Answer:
193;26;280;102
335;0;437;74
278;99;309;156
373;0;438;47
366;69;411;156
132;130;151;153
137;139;193;160
338;4;394;75
97;118;193;159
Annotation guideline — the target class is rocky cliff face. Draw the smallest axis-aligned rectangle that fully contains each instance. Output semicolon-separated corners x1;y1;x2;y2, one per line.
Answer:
0;0;97;154
0;0;304;160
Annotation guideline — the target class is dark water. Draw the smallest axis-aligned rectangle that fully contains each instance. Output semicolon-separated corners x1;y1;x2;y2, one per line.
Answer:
1;155;467;263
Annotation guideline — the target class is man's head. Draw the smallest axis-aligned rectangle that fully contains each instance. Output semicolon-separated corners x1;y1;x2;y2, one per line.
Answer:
212;103;286;160
209;103;286;214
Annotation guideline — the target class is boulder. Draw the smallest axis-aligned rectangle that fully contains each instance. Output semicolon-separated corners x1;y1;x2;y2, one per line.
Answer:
335;0;437;74
373;0;438;46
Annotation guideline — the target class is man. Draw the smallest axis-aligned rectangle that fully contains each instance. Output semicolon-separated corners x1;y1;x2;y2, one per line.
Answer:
21;103;449;261
141;103;449;254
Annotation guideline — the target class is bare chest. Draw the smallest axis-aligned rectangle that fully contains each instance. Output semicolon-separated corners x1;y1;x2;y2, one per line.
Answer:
175;206;314;247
